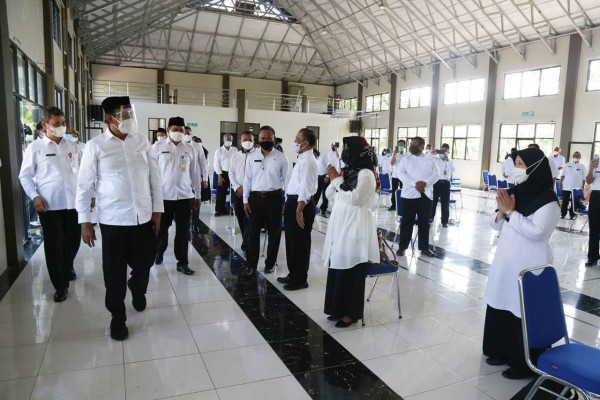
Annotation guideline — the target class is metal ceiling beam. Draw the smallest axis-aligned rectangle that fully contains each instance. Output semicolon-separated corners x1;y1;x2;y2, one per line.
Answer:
508;0;555;53
554;0;592;47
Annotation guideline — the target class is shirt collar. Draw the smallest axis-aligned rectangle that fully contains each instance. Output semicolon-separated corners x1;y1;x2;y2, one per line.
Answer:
104;126;130;141
297;150;312;161
42;135;55;146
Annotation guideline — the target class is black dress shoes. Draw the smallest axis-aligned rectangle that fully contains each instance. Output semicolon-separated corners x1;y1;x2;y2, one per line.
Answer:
586;259;598;267
68;269;77;281
327;315;338;321
53;288;68;303
240;268;256;279
177;265;195;275
485;357;505;366
264;265;275;274
284;282;309;291
501;368;535;380
110;317;129;341
155;255;163;265
127;279;146;312
421;249;437;258
277;275;291;284
334;319;357;328
396;248;406;257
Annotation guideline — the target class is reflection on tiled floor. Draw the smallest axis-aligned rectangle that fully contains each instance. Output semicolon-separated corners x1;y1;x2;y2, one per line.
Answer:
1;189;599;399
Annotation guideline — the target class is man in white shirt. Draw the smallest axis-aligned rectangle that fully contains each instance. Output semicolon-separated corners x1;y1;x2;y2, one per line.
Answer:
153;117;201;275
76;96;163;341
19;106;81;303
528;143;558;185
324;142;341;172
397;136;439;258
586;156;600;267
502;148;517;188
229;131;255;254
313;148;330;215
560;151;587;219
213;134;238;216
278;128;318;291
389;139;406;211
552;146;566;177
35;121;45;141
378;149;392;175
430;143;455;227
242;126;288;277
184;127;209;234
71;131;86;153
156;128;167;143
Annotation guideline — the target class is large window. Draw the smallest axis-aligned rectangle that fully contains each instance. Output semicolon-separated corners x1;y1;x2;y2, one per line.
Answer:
497;123;555;162
399;87;430;109
397;126;428;144
364;128;388;153
587;59;600;91
444;78;485;105
51;1;61;49
503;66;560;99
339;97;357;111
365;93;389;112
441;125;481;160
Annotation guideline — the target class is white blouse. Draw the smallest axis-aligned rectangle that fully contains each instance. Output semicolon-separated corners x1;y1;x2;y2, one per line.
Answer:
483;201;560;318
322;169;380;270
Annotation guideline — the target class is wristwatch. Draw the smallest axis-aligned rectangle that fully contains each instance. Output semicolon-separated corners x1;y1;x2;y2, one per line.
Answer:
505;209;514;221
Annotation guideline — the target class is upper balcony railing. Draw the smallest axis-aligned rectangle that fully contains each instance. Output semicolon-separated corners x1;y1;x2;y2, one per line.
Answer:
92;80;358;117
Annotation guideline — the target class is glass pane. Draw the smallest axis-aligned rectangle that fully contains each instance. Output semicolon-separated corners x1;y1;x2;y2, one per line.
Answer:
454;139;466;159
536;138;554;156
381;93;389;111
499;138;516;162
441;126;454;138
454;125;468;138
380;128;388;138
420;87;431;107
398;127;407;138
504;72;522;99
418;127;428;137
521;70;541;97
407;127;417;136
596;123;600;142
10;47;15;92
17;55;26;97
589;60;600;91
456;80;471;103
366;96;373;112
350;98;357;110
399;90;410;109
517;139;532;150
500;124;517;138
409;89;420;108
540;67;560;96
517;124;535;138
378;137;387;153
28;66;35;101
373;95;382;112
595;142;600;160
468;125;481;137
365;129;372;139
444;82;457;104
535;123;555;138
470;78;485;102
37;72;44;106
466;138;480;160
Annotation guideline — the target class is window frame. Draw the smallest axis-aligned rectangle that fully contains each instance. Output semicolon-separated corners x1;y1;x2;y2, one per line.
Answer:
443;78;485;105
586;59;600;92
399;86;431;109
497;122;556;162
440;124;481;161
51;1;62;49
363;128;388;153
502;66;561;99
365;92;390;113
397;126;428;144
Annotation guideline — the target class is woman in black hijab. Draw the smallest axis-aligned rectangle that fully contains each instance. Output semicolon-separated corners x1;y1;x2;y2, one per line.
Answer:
322;136;380;328
483;148;560;380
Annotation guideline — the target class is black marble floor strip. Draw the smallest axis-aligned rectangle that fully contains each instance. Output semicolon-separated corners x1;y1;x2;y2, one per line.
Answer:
0;237;42;302
190;222;403;400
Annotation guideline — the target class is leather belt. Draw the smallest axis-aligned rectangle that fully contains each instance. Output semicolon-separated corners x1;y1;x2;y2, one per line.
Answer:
252;189;282;198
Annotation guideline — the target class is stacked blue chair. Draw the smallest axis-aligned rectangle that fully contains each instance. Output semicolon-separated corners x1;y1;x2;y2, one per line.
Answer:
518;265;600;400
450;177;463;208
482;170;490;191
569;188;589;232
556;180;563;198
211;171;218;215
498;179;509;189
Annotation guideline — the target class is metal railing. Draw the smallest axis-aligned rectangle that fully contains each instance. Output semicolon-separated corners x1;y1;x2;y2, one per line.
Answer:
170;86;234;107
92;80;163;103
245;91;303;112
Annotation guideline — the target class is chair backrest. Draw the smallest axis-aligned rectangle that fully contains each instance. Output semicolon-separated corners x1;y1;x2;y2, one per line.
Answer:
395;190;402;218
498;179;508;189
379;173;391;190
519;266;568;350
212;171;218;190
482;170;489;184
555;180;562;196
571;188;585;213
488;174;498;187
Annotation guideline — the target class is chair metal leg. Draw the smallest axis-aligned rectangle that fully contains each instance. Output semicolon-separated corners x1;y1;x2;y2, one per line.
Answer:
524;376;546;400
261;232;267;257
367;276;379;302
396;272;402;319
580;217;588;233
568;216;578;233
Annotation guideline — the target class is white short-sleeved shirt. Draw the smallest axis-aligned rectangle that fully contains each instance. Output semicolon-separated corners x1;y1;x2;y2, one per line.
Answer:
562;161;587;191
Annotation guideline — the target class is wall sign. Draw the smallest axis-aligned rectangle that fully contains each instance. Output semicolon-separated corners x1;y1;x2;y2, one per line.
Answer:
522;111;535;117
186;122;198;127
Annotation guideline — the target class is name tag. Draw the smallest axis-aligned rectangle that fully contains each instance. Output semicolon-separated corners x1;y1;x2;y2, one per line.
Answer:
254;160;262;163
45;153;56;157
161;151;170;154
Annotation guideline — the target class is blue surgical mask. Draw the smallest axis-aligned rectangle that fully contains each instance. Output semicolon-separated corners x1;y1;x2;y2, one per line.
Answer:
64;133;74;142
398;146;404;152
225;141;232;147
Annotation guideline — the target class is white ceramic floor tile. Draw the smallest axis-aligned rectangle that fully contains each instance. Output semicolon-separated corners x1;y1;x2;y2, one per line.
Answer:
123;326;198;363
127;306;188;333
190;320;266;352
0;319;53;348
201;343;289;388
0;300;60;323
124;354;214;400
331;325;413;361
39;336;123;375
433;309;486;337
472;370;532;400
384;316;466;348
49;313;110;342
0;344;47;380
32;365;126;400
0;377;36;400
159;390;220;400
181;300;247;326
407;381;493;399
174;284;233;305
217;376;311;400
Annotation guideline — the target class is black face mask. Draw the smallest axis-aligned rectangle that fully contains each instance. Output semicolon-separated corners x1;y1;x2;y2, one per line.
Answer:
409;144;420;155
260;141;274;151
341;149;349;165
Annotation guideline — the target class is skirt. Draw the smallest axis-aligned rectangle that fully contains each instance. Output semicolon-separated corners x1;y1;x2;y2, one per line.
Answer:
201;177;211;202
324;263;367;320
483;305;545;374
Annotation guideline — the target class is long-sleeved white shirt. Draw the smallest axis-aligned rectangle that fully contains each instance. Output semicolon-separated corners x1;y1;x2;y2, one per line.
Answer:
76;128;164;225
502;157;515;184
562;161;587;191
243;148;288;204
398;153;440;200
19;136;81;210
432;155;454;181
153;140;201;200
379;155;392;175
316;154;328;176
191;142;209;182
286;150;318;203
213;145;238;174
390;152;406;179
590;166;600;190
323;150;341;172
229;149;253;191
551;154;566;175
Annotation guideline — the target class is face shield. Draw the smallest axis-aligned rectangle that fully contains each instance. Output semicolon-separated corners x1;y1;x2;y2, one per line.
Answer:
109;105;139;135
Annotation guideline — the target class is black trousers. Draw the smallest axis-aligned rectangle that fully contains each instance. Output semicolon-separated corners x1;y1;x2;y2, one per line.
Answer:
157;199;193;266
390;178;402;208
324;263;367;320
399;195;432;251
588;191;600;262
431;180;451;224
216;171;230;213
99;221;156;320
313;175;329;212
247;192;282;270
561;190;575;217
233;191;248;252
38;209;81;291
284;196;316;284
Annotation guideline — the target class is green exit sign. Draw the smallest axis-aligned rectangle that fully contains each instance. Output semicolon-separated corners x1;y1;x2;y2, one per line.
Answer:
522;111;535;117
186;122;198;127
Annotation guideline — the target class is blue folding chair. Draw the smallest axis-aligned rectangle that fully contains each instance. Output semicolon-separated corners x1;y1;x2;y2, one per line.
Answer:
519;265;600;400
569;188;589;233
556;180;563;198
379;173;393;208
450;177;463;208
393;190;435;252
482;170;490;191
488;174;499;192
498;179;509;189
210;171;218;215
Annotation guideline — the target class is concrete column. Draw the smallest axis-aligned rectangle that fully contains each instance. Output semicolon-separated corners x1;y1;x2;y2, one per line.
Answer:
222;74;230;108
480;59;498;188
42;0;55;106
281;80;289;112
428;64;440;146
236;89;245;136
559;34;583;152
387;73;397;149
301;94;308;113
357;81;363;114
0;0;25;269
157;69;165;103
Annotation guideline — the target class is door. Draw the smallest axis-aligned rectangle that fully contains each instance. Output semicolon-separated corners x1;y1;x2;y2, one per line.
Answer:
307;126;320;150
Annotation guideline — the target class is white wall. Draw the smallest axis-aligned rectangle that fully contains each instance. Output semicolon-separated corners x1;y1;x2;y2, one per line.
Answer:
53;43;64;88
362;76;391;129
0;177;7;275
165;71;222;89
336;82;358;99
7;0;45;67
395;68;434;139
92;65;158;83
572;31;600;143
230;76;281;94
302;83;335;98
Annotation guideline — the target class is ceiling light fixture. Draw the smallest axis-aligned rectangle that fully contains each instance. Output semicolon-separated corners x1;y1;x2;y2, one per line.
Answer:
321;30;328;36
379;0;387;9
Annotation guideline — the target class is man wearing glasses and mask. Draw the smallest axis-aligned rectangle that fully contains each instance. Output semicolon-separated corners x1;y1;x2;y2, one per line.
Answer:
76;96;163;341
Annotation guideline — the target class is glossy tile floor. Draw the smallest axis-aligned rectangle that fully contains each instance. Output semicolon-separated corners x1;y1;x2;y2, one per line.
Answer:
1;189;599;399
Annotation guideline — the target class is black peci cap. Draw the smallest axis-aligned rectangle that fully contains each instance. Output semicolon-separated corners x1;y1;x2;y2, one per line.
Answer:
168;116;185;127
101;96;132;114
157;128;167;134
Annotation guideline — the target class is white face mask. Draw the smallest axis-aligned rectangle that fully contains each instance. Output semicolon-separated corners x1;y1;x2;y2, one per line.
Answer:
553;151;559;156
513;168;528;184
292;141;306;154
116;117;138;135
425;149;431;154
158;136;166;142
241;141;254;151
48;125;66;138
224;140;232;147
182;135;192;143
169;131;183;142
573;157;581;163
